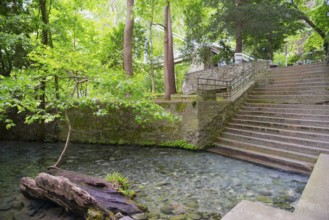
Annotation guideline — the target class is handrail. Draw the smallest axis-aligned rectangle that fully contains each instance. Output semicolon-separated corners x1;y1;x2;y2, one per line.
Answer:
197;64;256;100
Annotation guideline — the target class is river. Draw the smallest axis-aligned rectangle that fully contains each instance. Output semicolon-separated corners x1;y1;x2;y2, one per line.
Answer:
0;141;308;219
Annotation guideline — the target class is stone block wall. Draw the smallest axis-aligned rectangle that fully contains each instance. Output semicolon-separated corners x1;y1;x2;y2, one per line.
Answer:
182;61;269;95
57;103;193;146
0;94;249;149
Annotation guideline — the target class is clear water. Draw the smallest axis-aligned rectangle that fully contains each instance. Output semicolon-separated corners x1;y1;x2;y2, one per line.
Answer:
0;141;309;219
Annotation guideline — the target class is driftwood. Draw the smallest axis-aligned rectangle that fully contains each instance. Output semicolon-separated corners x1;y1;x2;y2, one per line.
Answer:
20;168;143;219
20;173;102;218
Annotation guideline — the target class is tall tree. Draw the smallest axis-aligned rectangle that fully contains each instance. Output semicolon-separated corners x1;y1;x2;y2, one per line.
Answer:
123;0;134;77
235;0;244;53
39;0;55;111
184;0;302;61
163;0;176;100
148;0;156;94
39;0;52;47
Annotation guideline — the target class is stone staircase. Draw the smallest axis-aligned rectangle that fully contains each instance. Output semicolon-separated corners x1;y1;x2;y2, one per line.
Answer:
208;63;329;174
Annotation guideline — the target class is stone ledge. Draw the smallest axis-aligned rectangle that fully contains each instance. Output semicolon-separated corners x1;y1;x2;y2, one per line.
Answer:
294;154;329;220
222;154;329;220
221;200;293;220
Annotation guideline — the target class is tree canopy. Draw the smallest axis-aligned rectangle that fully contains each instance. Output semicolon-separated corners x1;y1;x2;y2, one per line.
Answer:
0;0;327;131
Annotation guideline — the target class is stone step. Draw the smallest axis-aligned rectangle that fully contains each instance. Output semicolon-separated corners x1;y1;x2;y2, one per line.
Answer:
243;103;329;110
262;77;329;86
209;64;329;175
207;145;313;174
253;86;329;93
257;81;329;88
257;71;329;81
216;137;317;163
251;90;329;96
271;65;328;74
271;63;327;73
222;131;329;155
228;122;329;142
269;69;329;77
249;94;329;100
238;110;329;120
247;95;329;104
235;114;329;128
225;127;329;149
244;103;329;112
242;106;329;115
231;118;329;134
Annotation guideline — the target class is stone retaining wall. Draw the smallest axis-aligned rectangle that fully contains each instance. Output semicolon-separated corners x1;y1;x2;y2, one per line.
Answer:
182;61;269;95
0;62;267;148
0;89;252;149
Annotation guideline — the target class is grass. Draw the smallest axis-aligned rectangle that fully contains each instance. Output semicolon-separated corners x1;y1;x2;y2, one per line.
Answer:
105;172;136;198
159;140;201;150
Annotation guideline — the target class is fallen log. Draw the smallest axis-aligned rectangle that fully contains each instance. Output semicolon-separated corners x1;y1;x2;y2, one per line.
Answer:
47;167;117;190
47;167;143;215
20;174;102;218
20;168;143;219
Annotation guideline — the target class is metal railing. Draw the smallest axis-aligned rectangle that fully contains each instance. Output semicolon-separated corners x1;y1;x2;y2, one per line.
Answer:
197;64;256;100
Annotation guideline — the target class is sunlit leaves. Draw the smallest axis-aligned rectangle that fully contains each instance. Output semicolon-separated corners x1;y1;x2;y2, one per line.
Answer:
0;0;179;130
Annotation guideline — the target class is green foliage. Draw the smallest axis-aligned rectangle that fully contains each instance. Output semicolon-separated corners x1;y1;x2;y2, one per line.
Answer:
183;0;217;64
0;0;34;76
105;172;136;198
106;172;129;189
100;22;147;69
184;0;304;60
87;208;114;220
160;140;200;150
1;0;326;142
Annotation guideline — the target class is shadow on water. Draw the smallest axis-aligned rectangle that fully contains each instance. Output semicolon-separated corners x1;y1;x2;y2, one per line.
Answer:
0;141;309;219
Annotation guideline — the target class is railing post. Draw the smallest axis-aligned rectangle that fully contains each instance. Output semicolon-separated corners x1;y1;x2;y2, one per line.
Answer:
235;53;243;64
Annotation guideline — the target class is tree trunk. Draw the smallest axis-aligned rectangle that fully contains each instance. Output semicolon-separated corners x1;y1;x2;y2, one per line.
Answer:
39;0;50;46
40;0;58;100
123;0;134;77
53;110;71;167
235;26;242;53
235;0;244;53
164;0;176;100
0;46;11;77
149;0;155;94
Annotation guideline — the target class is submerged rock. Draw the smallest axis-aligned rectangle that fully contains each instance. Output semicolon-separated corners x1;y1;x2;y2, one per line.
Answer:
131;213;148;220
160;205;174;215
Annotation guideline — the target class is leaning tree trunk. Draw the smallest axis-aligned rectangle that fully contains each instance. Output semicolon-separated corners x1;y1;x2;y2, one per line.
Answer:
164;0;176;100
52;110;72;167
124;0;134;77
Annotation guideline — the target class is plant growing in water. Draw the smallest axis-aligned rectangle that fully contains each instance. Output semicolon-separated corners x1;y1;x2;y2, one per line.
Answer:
105;172;136;199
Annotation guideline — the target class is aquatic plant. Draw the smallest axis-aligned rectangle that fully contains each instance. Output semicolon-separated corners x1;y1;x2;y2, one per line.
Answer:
105;172;136;198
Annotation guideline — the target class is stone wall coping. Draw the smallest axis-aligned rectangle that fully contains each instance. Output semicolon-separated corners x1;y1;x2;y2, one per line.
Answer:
222;154;329;220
